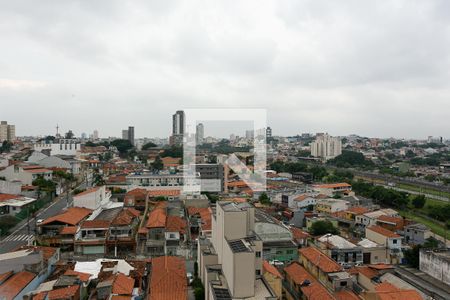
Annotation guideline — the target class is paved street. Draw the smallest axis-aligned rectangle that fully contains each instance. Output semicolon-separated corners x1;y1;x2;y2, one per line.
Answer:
0;181;88;254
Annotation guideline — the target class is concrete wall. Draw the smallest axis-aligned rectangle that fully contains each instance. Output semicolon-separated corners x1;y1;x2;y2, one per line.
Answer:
420;250;450;286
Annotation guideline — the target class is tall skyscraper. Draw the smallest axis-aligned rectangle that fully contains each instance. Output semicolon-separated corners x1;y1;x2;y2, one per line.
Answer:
128;126;135;145
0;121;15;142
310;133;342;160
170;110;185;146
266;126;272;139
122;129;128;140
196;123;204;145
93;130;99;140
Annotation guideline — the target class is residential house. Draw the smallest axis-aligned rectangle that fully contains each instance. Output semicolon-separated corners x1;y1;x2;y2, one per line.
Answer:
262;261;283;300
37;207;92;249
73;186;111;211
0;164;52;186
316;234;363;267
355;209;399;228
75;220;110;256
107;208;140;255
0;271;38;300
365;226;403;264
376;215;405;232
0;193;36;217
316;199;350;215
148;256;187;300
404;223;432;245
357;239;389;265
283;261;334;300
312;183;352;197
298;247;352;292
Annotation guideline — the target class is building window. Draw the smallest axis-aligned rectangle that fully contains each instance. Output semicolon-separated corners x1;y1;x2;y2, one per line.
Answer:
286;250;294;254
255;251;261;258
255;270;261;275
392;239;397;244
340;281;347;287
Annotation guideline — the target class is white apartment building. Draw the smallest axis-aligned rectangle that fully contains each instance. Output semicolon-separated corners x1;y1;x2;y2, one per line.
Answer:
198;202;276;300
126;172;201;193
73;186;111;211
355;209;399;227
0;121;15;142
34;139;81;156
310;133;342;160
0;164;52;185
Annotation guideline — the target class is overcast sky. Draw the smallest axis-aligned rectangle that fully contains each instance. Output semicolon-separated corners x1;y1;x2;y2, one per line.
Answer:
1;0;449;139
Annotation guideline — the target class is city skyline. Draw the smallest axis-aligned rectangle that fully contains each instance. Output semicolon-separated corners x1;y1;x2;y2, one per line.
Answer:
2;1;450;139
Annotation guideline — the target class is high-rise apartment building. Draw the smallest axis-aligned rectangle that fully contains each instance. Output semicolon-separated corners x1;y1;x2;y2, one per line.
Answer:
310;133;342;160
0;121;15;142
266;126;272;140
93;130;99;140
196;123;204;145
122;129;128;140
197;202;276;299
170;110;185;146
128;126;135;145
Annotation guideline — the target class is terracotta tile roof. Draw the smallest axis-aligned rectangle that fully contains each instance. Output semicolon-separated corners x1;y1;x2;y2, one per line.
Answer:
368;264;395;270
284;262;334;300
334;290;360;300
0;271;13;283
374;282;423;300
290;227;310;240
32;291;47;300
166;215;187;234
64;269;91;282
377;215;403;225
73;186;101;197
367;225;401;238
227;180;248;188
47;285;79;300
263;261;283;279
112;273;135;295
146;205;167;228
40;207;92;226
0;194;19;201
112;209;140;226
0;271;36;300
126;188;148;198
81;220;110;229
60;226;78;235
24;168;52;173
299;247;342;273
348;266;379;279
111;296;132;300
346;206;369;215
187;207;212;231
148;190;180;197
149;256;187;300
314;183;351;189
294;194;309;202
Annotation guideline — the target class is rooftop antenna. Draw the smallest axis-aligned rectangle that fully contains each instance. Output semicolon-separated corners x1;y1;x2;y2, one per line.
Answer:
56;124;60;136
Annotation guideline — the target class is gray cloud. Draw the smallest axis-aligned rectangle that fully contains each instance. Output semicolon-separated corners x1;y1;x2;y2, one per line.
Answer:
0;0;449;139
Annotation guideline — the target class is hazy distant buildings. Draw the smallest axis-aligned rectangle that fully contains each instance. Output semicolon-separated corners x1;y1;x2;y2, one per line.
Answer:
0;121;15;142
122;129;128;140
170;110;185;146
93;130;99;140
245;129;254;140
128;126;135;145
196;123;204;145
266;127;272;140
310;133;342;160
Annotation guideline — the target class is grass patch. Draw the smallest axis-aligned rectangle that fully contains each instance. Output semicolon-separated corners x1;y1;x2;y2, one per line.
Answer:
399;210;448;238
398;183;450;199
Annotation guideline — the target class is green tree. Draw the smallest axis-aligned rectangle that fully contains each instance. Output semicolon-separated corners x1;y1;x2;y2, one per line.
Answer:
310;220;339;236
258;192;271;205
142;142;158;150
0;141;13;153
151;156;163;171
161;146;183;158
411;195;426;209
111;139;134;156
404;237;439;268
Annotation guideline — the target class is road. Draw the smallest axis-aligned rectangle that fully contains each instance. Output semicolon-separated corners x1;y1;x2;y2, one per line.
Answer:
381;185;450;202
395;266;450;300
0;181;89;254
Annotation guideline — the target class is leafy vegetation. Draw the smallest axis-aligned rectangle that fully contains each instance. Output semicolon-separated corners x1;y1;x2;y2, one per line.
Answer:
142;142;158;150
151;156;163;170
258;192;271;205
310;220;339;236
411;195;426;209
403;237;439;268
111;139;134;156
0;141;12;153
327;150;374;168
161;146;183;158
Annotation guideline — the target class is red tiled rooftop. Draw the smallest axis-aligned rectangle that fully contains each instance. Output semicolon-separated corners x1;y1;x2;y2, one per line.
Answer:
290;227;310;240
334;290;360;300
149;256;187;300
374;282;422;300
112;209;140;226
166;215;187;234
377;215;404;225
299;247;342;273
0;271;36;300
284;262;334;300
40;207;92;226
64;270;91;282
367;225;401;238
313;183;351;189
112;273;135;295
146;206;167;228
14;245;57;263
73;186;101;197
47;285;79;300
81;220;110;229
0;194;19;201
148;190;180;197
263;261;283;279
59;226;77;235
346;206;369;215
